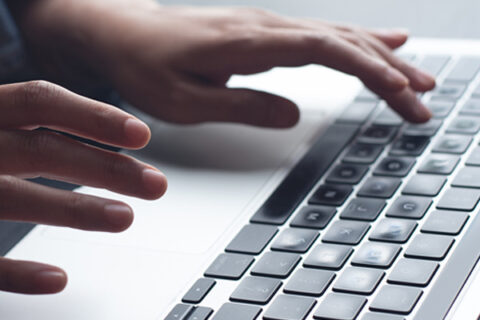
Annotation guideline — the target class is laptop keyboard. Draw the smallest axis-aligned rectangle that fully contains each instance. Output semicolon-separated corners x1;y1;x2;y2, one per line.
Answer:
166;54;480;320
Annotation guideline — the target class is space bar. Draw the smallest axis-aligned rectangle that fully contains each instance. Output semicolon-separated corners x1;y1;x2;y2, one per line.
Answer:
250;123;359;225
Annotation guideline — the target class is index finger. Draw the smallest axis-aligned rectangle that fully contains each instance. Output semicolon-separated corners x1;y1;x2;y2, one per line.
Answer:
0;81;151;149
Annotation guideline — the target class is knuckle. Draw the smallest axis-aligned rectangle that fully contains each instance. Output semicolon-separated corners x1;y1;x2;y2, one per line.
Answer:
16;81;62;112
22;131;60;169
0;175;22;213
64;193;88;229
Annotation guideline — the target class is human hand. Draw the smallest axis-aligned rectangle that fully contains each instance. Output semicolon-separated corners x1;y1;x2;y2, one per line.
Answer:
0;81;167;294
10;1;435;127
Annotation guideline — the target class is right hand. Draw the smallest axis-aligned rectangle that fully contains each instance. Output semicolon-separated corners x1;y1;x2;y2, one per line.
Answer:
0;80;167;295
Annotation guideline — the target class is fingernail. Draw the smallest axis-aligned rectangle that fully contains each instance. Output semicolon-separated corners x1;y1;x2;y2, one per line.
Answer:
104;204;134;231
124;118;151;147
142;168;168;198
34;270;67;292
417;70;436;87
414;102;433;122
377;28;409;37
386;67;409;88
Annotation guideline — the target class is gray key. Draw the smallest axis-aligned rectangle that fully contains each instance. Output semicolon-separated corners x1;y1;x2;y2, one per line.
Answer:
389;136;429;156
388;258;439;286
351;242;401;268
386;196;432;219
452;166;480;188
418;55;450;76
431;83;466;100
326;164;368;184
271;228;318;253
444;57;480;82
251;252;300;278
343;143;383;164
356;88;379;101
373;108;403;126
369;218;417;243
284;269;335;296
460;98;480;116
421;210;469;235
303;244;353;270
182;278;216;304
322;220;370;245
337;101;378;124
418;154;460;174
333;267;384;294
370;285;422;314
405;234;454;260
226;224;278;255
374;157;415;177
313;293;367;320
447;116;480;134
358;125;398;144
230;276;281;304
361;313;405;320
212;303;261;320
403;119;443;137
189;307;214;320
165;304;194;320
357;177;401;198
340;198;386;221
264;295;316;320
466;146;480;166
437;187;480;211
402;174;446;196
473;83;480;97
426;100;455;118
432;134;472;154
290;206;336;230
205;253;254;280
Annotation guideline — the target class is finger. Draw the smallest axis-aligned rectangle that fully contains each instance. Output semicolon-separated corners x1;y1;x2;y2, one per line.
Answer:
365;28;409;49
0;130;167;200
0;81;151;149
0;257;67;294
0;176;135;232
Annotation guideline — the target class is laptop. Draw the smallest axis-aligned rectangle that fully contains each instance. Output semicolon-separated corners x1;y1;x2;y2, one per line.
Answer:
2;38;480;320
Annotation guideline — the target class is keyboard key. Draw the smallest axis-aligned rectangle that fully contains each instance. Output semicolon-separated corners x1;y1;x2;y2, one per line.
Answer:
460;98;480;116
322;220;370;245
337;101;378;125
437;187;480;211
251;252;300;278
444;57;480;82
343;143;383;164
326;164;368;185
352;242;401;268
402;174;446;196
333;267;384;294
226;224;278;255
426;100;455;118
303;244;353;270
466;146;480;166
182;278;216;304
165;304;194;320
418;154;460;174
230;276;281;304
264;295;316;320
447;116;480;134
284;269;335;296
418;55;450;76
373;157;415;177
361;313;406;320
390;136;429;156
205;253;254;280
388;258;439;287
271;228;318;253
369;285;422;314
369;218;417;243
313;293;367;320
387;196;432;219
340;198;386;221
432;135;472;154
430;83;466;100
405;234;454;260
452;166;480;188
421;210;469;235
309;184;353;206
358;125;398;144
373;108;403;126
357;177;401;198
290;206;336;230
403;119;442;137
212;303;261;320
189;307;214;320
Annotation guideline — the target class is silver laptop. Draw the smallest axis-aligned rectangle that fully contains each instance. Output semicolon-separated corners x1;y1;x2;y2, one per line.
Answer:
2;38;480;320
